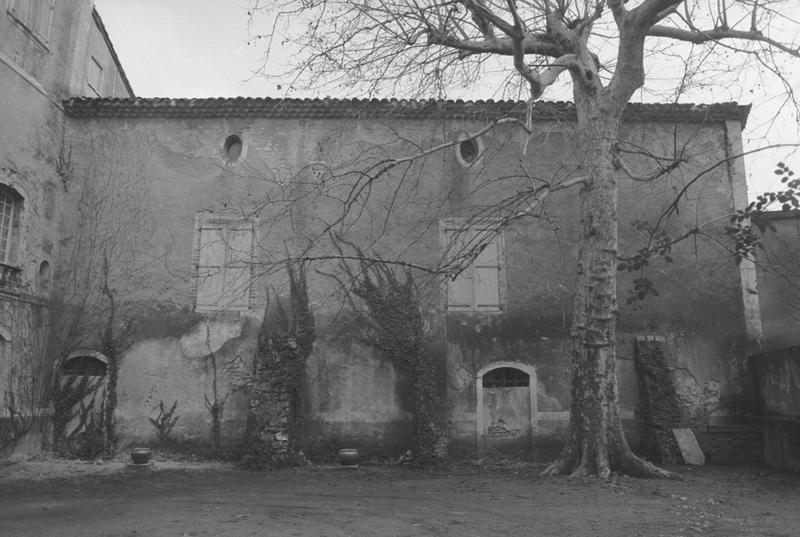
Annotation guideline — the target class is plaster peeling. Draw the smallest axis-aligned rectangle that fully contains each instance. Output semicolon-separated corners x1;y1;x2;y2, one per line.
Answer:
674;369;722;420
450;366;473;391
180;319;244;359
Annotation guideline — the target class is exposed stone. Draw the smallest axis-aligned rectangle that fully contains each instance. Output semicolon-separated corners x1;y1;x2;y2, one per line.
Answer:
672;427;705;465
634;337;683;465
179;319;244;359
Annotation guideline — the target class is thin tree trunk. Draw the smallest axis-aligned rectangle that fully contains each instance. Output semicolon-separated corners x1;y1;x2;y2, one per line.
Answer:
100;254;118;455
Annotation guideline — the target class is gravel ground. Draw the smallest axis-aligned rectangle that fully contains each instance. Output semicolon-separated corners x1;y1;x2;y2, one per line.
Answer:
1;458;798;537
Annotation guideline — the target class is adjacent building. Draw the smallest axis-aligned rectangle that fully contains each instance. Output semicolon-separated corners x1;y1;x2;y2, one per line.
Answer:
0;0;132;450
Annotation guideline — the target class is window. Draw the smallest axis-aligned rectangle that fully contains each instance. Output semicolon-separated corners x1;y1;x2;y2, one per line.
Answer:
223;135;243;162
222;134;246;165
7;0;54;46
195;215;255;311
37;260;50;292
61;355;107;377
483;367;529;388
455;133;484;167
87;57;103;96
0;185;22;267
442;221;504;312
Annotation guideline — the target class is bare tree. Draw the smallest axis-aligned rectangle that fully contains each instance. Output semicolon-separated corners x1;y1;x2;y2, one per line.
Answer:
245;1;800;478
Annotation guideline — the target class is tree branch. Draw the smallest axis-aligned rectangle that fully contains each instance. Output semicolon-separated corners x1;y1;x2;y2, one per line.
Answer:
289;254;437;275
630;0;683;26
539;54;583;94
461;0;516;36
427;32;562;59
613;151;686;182
647;25;800;58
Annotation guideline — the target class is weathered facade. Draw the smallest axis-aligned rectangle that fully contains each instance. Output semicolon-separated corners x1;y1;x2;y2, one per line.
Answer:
750;211;800;471
750;345;800;472
58;97;757;457
755;211;800;351
0;0;132;451
1;1;767;460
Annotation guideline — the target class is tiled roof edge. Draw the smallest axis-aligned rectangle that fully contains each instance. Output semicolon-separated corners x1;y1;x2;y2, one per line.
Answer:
62;96;750;126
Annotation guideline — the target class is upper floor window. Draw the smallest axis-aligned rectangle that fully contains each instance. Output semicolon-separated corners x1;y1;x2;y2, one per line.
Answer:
455;134;484;167
0;185;22;267
7;0;54;47
441;220;504;312
194;214;256;312
87;57;103;96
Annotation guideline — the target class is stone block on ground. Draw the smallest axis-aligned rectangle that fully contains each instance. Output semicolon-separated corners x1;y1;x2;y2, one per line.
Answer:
673;427;705;465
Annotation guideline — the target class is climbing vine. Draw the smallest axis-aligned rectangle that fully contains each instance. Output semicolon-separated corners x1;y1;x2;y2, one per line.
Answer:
243;261;315;468
51;375;103;458
633;337;682;465
335;240;444;464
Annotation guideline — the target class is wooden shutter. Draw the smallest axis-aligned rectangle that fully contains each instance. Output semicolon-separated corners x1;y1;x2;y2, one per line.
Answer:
444;225;501;312
223;225;253;310
473;238;500;310
197;226;225;309
10;0;54;42
446;228;474;310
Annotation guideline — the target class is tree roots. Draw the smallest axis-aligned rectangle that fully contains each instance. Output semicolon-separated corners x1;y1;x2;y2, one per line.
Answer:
541;442;682;480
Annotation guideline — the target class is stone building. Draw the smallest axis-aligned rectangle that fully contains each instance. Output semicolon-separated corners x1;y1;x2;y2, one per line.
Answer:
61;97;757;457
0;0;132;450
1;1;765;458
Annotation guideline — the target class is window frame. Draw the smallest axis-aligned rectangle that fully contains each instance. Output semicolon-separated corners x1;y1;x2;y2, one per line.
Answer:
193;213;257;313
7;0;55;48
454;133;484;168
86;56;104;96
61;355;108;377
0;185;22;267
482;367;530;388
440;218;505;313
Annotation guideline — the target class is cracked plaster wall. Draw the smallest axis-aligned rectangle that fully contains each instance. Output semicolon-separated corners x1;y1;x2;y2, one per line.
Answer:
64;112;751;452
755;212;800;351
115;316;255;441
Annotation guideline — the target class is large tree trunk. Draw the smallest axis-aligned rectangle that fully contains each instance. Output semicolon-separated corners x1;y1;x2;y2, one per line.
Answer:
544;92;676;479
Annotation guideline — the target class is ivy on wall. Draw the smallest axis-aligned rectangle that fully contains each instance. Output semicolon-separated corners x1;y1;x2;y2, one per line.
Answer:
242;261;315;468
335;241;446;464
633;336;682;465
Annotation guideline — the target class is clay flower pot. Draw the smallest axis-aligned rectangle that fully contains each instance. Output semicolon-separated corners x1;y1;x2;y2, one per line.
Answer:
130;447;153;465
338;448;360;466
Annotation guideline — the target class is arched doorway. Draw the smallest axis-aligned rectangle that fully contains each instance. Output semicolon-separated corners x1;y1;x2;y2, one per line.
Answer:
476;361;537;453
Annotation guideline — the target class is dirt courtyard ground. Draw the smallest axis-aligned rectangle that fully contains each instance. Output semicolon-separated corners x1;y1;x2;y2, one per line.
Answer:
1;459;798;537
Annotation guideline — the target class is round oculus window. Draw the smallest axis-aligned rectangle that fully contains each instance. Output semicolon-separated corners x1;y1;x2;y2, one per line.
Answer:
223;134;244;163
455;135;483;167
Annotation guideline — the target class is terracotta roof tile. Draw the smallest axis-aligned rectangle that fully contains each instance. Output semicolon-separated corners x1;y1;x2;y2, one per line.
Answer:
63;96;750;126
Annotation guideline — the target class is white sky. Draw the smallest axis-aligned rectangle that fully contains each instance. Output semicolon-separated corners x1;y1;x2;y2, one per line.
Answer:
94;0;799;198
94;0;272;98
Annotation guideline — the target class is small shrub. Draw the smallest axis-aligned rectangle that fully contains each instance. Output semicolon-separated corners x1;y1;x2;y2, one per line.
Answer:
204;394;226;452
149;400;179;443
